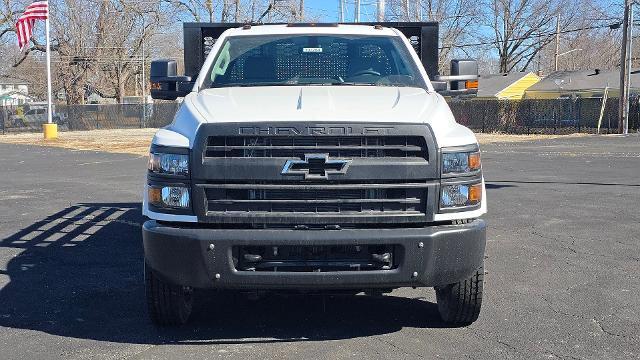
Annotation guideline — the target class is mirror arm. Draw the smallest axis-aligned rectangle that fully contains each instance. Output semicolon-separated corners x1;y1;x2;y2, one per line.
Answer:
434;74;478;81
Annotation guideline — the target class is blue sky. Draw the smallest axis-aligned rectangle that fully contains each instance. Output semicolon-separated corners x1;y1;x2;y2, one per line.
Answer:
304;0;381;22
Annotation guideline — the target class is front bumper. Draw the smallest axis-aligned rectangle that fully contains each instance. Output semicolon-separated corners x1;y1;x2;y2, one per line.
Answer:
143;219;486;290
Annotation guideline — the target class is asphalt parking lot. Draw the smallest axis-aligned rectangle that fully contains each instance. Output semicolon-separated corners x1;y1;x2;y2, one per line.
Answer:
0;134;638;359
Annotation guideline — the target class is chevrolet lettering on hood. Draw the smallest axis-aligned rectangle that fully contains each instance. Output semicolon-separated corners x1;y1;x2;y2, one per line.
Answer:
238;125;397;136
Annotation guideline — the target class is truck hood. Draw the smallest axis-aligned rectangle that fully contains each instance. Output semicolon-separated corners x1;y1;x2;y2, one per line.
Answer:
190;86;439;123
159;86;478;149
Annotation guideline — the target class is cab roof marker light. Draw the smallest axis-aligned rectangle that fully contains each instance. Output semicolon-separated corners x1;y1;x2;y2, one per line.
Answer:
287;23;338;28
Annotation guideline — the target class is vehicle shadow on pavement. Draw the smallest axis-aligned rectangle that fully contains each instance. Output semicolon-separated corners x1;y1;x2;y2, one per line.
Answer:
484;182;517;190
0;203;455;345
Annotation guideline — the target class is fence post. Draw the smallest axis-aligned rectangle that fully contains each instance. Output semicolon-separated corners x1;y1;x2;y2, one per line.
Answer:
482;105;486;133
577;98;581;133
553;102;558;134
1;107;5;135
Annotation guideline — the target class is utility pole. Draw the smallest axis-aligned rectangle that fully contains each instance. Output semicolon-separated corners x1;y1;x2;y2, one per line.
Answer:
298;0;304;21
402;0;409;20
415;0;421;21
625;3;634;135
619;0;632;134
339;0;344;22
537;21;544;76
221;0;229;22
141;39;146;128
235;0;240;22
355;0;361;22
377;0;385;21
554;15;560;72
251;0;256;21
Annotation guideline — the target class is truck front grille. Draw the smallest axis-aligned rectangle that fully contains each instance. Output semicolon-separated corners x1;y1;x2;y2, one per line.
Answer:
205;135;428;159
202;182;426;218
191;123;439;226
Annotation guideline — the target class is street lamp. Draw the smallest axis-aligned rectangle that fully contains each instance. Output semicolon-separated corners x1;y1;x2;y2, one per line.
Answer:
554;48;583;71
557;48;583;57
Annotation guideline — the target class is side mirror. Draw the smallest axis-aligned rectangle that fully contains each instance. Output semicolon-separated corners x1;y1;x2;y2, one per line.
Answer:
150;60;193;100
433;59;479;97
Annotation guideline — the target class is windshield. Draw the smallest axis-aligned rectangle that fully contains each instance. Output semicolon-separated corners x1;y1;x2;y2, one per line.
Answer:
206;34;427;89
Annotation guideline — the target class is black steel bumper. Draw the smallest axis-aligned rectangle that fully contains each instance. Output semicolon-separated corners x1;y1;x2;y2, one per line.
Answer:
142;219;486;290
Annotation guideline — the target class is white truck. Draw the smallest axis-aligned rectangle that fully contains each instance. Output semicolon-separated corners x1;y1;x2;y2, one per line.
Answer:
143;22;486;326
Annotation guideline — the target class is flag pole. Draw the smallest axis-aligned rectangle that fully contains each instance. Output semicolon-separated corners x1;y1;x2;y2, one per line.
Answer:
43;0;56;139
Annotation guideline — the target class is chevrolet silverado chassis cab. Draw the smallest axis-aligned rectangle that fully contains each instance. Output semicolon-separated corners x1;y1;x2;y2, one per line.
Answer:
143;22;487;326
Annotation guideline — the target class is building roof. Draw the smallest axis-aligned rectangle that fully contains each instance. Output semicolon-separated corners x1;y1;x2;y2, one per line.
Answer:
0;91;32;99
526;69;640;92
477;72;540;99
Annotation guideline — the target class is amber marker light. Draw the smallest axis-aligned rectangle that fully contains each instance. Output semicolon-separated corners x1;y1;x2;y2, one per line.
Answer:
148;187;162;206
469;183;482;204
465;79;479;90
468;152;481;171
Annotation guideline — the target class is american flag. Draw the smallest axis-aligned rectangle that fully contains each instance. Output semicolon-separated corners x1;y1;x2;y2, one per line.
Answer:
15;1;49;51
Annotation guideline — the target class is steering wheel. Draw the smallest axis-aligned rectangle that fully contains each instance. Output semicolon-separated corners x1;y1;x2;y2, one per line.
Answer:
352;69;381;77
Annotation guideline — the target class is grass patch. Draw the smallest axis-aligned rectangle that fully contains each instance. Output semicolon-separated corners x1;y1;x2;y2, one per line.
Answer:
0;129;590;156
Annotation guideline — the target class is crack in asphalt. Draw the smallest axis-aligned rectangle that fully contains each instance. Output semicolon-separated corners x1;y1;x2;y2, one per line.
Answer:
377;337;425;359
473;328;589;360
541;296;635;341
123;345;158;360
591;317;635;341
529;229;638;262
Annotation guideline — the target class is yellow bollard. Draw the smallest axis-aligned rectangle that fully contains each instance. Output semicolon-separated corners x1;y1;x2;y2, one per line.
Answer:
43;123;58;140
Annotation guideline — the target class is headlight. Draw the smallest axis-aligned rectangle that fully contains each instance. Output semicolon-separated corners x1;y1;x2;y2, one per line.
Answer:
148;186;190;209
442;150;481;175
440;182;482;209
148;152;189;176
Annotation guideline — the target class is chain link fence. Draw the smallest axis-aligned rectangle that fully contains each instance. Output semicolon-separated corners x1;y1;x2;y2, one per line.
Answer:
1;98;639;135
449;97;640;134
0;103;179;134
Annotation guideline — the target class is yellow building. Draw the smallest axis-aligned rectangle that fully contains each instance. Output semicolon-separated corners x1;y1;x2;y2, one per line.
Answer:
476;72;541;100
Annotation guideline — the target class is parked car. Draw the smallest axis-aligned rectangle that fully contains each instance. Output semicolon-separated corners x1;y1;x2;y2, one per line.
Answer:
10;107;63;128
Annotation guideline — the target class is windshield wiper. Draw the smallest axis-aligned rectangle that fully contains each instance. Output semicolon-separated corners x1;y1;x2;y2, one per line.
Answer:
324;81;376;86
211;82;296;88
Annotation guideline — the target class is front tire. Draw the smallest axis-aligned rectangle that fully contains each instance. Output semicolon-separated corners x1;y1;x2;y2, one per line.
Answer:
435;263;484;325
145;263;194;326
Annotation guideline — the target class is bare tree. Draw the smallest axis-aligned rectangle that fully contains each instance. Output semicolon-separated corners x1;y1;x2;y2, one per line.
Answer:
161;0;218;22
385;0;480;70
484;0;566;73
483;0;624;73
544;0;620;73
0;0;16;42
161;0;301;23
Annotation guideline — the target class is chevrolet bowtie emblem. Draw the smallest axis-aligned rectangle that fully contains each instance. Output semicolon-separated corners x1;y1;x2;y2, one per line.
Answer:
281;154;351;179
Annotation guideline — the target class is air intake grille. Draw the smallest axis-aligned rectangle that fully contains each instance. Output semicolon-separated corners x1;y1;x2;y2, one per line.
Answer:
205;136;428;159
200;182;428;222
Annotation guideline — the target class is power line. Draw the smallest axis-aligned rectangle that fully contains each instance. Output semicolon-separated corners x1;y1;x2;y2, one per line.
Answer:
440;22;623;49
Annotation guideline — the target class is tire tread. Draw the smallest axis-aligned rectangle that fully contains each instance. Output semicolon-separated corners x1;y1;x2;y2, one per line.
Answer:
435;264;484;325
145;264;193;326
